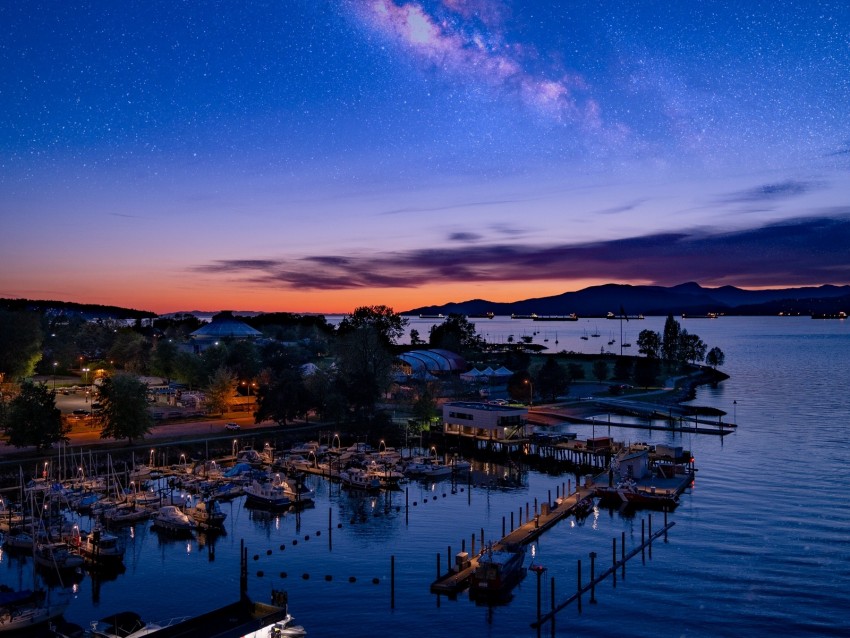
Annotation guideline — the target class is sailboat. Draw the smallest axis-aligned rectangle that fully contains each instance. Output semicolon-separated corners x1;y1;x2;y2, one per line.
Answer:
580;329;589;341
591;325;601;338
0;473;72;633
622;331;632;348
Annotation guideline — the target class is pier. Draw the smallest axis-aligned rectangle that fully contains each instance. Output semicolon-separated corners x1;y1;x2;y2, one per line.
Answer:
430;486;593;595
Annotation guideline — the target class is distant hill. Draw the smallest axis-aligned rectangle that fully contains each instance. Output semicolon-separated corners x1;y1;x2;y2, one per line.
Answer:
403;282;850;317
0;298;155;320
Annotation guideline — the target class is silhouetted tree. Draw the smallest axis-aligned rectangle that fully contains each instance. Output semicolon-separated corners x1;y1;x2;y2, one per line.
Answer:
205;366;235;416
98;374;153;444
428;314;482;352
661;314;681;363
706;347;726;369
636;329;661;359
4;380;67;450
678;330;707;364
536;357;570;401
0;310;43;380
592;360;609;382
337;305;407;348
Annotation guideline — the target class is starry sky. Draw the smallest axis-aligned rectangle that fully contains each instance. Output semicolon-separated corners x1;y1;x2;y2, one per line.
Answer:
2;1;849;314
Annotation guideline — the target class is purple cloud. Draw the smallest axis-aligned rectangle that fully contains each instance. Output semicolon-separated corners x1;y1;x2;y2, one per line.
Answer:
191;212;850;290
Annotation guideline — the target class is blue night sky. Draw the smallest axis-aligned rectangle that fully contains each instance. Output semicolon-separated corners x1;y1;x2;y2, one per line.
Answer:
2;1;849;313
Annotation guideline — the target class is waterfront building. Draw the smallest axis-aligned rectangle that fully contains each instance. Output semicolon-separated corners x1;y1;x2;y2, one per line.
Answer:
442;401;529;441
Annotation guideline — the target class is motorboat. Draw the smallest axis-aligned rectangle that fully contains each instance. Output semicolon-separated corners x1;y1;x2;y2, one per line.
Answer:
339;467;381;491
72;527;126;567
279;475;315;505
470;544;526;596
594;478;679;510
403;458;453;478
236;446;265;466
33;542;84;572
283;455;315;473
244;478;291;509
184;496;227;529
363;462;405;489
151;505;196;534
243;613;306;637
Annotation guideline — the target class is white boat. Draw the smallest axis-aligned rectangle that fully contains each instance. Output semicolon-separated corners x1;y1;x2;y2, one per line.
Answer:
339;467;381;491
101;502;153;526
244;477;291;508
184;496;227;529
279;476;315;505
0;586;71;634
236;446;265;466
363;462;405;489
151;505;196;534
241;613;307;637
283;455;315;472
403;457;453;478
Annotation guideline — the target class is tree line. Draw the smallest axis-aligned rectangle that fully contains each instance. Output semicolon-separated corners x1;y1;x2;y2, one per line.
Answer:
0;307;724;450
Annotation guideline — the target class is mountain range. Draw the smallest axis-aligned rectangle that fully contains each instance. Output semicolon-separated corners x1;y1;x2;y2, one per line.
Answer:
402;282;850;317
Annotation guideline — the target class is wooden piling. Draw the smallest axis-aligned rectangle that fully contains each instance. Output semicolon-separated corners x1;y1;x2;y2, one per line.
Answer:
621;531;626;579
550;576;556;638
612;537;617;588
576;559;582;613
648;514;653;559
589;552;597;604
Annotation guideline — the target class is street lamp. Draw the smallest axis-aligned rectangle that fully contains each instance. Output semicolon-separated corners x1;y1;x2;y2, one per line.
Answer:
524;378;533;407
52;362;58;390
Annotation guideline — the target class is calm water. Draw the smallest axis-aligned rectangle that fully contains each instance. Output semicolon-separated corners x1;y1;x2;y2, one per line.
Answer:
3;317;849;637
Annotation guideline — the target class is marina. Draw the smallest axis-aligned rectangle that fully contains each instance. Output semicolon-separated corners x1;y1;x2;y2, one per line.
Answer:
0;317;845;637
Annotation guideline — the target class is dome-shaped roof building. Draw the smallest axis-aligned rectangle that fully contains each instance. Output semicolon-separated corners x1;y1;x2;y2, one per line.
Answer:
190;311;262;350
395;349;466;379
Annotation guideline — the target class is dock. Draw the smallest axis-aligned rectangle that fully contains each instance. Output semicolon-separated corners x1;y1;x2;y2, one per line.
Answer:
430;487;593;594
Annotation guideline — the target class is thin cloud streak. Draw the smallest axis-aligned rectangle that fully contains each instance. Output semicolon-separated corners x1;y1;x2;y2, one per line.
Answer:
715;180;825;205
193;213;850;290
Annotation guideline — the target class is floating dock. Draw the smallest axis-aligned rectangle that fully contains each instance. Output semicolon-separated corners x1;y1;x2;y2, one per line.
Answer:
430;487;593;594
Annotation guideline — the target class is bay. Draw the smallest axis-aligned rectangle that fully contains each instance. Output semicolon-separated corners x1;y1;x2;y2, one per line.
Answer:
3;316;848;637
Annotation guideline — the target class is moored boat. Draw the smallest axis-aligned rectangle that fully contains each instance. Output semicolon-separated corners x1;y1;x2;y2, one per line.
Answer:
71;527;126;567
470;544;526;596
151;505;196;534
338;468;381;491
0;586;71;634
595;480;680;510
33;542;84;572
184;496;227;529
244;477;292;509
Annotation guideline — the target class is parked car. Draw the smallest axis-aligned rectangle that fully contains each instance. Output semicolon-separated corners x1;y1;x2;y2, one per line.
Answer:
225;422;241;431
